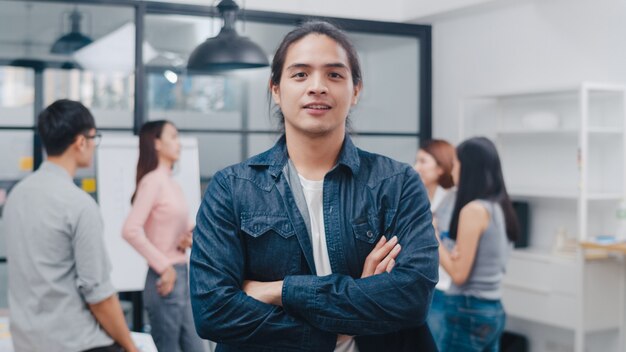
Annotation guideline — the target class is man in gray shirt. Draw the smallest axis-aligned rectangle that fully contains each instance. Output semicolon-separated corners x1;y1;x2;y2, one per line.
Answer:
4;100;137;352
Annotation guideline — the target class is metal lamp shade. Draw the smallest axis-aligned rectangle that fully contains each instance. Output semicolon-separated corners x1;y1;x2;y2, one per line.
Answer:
187;0;269;72
50;9;93;55
50;31;93;54
187;28;269;72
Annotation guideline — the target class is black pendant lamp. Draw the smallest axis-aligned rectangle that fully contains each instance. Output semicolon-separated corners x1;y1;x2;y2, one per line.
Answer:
50;8;93;55
187;0;269;72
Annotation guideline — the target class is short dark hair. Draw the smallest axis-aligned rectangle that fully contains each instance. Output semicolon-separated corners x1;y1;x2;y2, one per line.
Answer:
269;20;363;126
37;99;96;156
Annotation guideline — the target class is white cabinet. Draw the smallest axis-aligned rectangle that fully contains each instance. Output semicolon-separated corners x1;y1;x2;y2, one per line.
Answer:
460;82;626;352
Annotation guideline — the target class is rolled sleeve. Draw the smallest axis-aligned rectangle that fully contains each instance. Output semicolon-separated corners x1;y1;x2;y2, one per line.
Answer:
73;201;116;304
282;275;317;319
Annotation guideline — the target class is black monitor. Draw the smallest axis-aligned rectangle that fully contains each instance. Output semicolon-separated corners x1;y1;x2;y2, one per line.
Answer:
512;201;530;248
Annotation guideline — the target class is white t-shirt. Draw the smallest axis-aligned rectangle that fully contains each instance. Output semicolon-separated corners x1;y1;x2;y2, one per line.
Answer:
298;174;359;352
432;186;453;291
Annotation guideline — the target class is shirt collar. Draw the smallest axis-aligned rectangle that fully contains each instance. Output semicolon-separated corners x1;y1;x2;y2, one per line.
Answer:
247;133;361;177
39;161;73;181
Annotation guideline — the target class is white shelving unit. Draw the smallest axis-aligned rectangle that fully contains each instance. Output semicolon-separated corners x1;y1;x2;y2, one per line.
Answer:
460;82;626;352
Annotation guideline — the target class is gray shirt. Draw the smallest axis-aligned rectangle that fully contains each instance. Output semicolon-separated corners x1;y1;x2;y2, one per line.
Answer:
447;199;513;300
4;162;115;352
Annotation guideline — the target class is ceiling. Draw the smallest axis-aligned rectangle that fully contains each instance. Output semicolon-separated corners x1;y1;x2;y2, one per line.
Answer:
0;0;505;65
148;0;504;23
0;1;133;61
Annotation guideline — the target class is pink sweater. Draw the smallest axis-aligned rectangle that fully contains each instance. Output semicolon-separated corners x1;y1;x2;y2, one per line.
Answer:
122;165;192;274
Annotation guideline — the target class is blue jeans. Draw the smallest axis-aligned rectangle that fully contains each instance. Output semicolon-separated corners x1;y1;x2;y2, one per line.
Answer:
442;295;505;352
144;264;205;352
427;289;447;350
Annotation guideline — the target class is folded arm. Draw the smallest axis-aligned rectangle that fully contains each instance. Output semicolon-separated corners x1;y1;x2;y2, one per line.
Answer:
190;171;336;351
280;168;438;335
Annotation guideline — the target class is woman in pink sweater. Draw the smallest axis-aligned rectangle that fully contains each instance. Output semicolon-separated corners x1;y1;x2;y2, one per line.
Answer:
122;120;204;351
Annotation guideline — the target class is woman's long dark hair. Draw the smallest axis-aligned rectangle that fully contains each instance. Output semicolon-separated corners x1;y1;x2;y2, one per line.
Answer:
131;120;170;203
449;137;519;242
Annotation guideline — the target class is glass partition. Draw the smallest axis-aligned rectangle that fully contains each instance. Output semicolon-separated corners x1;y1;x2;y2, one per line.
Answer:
0;130;34;309
144;13;422;177
0;66;35;127
0;0;430;311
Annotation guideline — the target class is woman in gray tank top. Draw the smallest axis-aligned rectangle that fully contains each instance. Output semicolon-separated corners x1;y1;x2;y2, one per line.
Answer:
437;137;519;352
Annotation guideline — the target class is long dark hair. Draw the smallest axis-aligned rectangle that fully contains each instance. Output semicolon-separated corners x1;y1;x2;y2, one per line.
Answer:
131;120;170;203
449;137;519;242
268;20;362;128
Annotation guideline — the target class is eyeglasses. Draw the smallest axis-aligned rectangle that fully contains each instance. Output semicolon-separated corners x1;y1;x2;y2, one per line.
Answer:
84;132;102;146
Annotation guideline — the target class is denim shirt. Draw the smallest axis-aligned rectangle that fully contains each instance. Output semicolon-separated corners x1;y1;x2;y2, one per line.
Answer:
190;135;438;352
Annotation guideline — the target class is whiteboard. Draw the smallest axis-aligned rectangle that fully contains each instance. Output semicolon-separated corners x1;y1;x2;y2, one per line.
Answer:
96;135;201;292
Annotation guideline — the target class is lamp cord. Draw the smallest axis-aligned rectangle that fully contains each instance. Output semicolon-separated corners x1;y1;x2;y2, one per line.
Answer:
242;0;246;33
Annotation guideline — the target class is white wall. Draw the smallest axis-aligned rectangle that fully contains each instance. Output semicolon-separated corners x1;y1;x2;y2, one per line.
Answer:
432;0;626;142
431;1;626;350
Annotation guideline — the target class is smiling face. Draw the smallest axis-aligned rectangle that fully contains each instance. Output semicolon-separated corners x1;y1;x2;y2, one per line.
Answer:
270;34;361;139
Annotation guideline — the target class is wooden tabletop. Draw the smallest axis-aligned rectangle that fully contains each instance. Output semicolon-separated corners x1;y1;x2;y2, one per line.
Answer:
580;241;626;254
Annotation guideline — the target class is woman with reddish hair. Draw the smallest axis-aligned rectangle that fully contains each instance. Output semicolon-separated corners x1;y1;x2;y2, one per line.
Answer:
414;139;456;349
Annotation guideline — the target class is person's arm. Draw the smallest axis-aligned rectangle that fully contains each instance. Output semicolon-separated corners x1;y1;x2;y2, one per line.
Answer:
122;174;172;274
439;201;489;285
73;202;137;352
243;235;401;344
190;171;336;351
177;218;194;252
243;235;401;305
89;295;138;352
278;167;438;336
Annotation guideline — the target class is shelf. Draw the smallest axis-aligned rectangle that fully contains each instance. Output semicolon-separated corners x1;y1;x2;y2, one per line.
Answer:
497;129;577;136
580;241;626;254
496;128;621;136
510;248;577;263
466;82;625;99
589;127;623;134
461;82;626;350
587;192;625;200
509;188;623;200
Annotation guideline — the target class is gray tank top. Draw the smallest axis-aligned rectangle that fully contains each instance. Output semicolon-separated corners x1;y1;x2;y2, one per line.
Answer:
447;199;513;300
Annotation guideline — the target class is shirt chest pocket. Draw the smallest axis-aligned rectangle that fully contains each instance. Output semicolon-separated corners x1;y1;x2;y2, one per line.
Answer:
240;213;300;280
351;209;397;262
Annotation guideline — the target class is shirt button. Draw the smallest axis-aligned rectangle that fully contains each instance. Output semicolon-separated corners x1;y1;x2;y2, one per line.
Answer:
366;230;373;238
